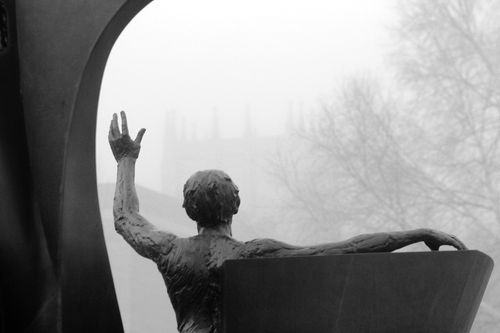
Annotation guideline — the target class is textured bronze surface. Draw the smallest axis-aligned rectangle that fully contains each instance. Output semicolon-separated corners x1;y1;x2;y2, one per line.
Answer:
110;112;467;333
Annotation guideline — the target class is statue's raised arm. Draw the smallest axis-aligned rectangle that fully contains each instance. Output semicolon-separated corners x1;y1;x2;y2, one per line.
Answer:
108;123;467;333
109;111;177;262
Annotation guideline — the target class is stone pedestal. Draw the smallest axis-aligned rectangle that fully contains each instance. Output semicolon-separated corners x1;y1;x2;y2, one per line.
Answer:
223;250;493;333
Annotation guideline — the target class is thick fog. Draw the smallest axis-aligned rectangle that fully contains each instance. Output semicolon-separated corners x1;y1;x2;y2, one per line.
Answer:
96;0;395;191
96;1;499;332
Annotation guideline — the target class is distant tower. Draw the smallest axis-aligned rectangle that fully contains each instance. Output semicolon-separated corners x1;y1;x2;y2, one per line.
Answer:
190;121;197;141
162;110;178;195
164;110;177;144
180;116;186;142
211;107;220;140
297;101;306;132
286;101;295;135
243;104;254;137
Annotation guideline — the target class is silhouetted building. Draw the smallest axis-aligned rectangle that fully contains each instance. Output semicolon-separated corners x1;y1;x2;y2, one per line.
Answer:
160;109;297;226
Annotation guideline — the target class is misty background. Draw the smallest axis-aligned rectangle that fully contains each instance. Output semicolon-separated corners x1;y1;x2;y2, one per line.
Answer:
95;0;500;332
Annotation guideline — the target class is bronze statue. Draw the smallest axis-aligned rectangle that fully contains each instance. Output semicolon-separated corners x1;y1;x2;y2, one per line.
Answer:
109;111;467;333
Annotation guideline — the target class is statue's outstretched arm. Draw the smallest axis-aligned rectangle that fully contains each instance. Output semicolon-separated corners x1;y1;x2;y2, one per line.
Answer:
246;229;467;258
109;111;176;261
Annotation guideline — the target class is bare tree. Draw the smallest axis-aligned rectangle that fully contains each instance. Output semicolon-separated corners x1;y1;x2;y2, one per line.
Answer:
395;0;500;225
394;1;500;330
272;78;434;239
272;1;500;331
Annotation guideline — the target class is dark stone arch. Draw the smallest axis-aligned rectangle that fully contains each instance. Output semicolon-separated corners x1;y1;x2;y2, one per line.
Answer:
0;1;8;51
14;0;153;331
0;1;57;332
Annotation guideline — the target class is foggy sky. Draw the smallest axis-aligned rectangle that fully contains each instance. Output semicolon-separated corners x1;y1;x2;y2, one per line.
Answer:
95;2;411;332
96;0;397;192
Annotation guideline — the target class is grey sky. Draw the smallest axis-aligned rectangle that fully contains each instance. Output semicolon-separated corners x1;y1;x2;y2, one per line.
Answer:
96;0;397;192
96;2;403;331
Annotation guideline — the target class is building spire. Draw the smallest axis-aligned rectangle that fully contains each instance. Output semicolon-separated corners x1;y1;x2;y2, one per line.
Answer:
180;116;186;141
162;110;177;195
244;104;254;137
190;121;197;141
212;107;220;139
297;101;305;132
286;101;294;134
164;110;177;143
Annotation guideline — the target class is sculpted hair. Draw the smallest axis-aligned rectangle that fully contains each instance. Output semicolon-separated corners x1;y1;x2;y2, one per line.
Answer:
182;170;240;227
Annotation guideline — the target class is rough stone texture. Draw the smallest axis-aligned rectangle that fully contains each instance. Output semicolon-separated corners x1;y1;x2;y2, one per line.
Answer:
223;251;493;333
0;1;57;331
0;2;7;50
0;1;154;332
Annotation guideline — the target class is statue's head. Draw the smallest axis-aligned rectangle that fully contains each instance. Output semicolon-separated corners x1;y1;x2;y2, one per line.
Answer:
182;170;240;227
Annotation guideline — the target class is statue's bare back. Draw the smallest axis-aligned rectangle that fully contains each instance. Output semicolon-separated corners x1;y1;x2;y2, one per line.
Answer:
155;235;245;333
109;112;467;333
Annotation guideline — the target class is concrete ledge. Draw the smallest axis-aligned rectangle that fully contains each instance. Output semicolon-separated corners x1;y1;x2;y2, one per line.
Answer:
223;250;493;333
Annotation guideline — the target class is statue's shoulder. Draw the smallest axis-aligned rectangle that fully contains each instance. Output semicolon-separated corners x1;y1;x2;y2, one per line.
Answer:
155;235;200;263
154;232;188;257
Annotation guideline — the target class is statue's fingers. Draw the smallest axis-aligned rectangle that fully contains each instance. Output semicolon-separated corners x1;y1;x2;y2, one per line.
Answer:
108;123;114;141
452;236;467;250
120;111;129;136
135;128;146;144
111;113;121;137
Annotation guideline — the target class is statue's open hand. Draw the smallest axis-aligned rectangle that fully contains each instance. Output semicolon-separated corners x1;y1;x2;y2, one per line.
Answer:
423;229;467;251
109;111;146;162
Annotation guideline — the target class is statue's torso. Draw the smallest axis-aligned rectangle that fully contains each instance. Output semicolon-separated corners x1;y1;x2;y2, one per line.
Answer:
155;234;248;333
